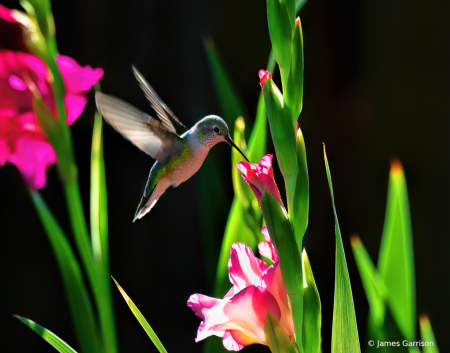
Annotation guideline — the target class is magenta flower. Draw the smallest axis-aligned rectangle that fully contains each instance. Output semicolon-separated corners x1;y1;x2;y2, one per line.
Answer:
187;228;294;351
236;154;284;210
0;5;103;189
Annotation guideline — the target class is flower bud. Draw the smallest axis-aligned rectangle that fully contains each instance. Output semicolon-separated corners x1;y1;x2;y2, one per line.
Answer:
285;17;304;123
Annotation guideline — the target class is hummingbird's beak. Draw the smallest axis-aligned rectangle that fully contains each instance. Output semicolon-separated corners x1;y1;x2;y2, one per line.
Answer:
226;136;249;163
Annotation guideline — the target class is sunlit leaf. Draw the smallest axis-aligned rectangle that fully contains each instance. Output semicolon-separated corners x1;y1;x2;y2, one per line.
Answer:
302;250;321;353
113;278;167;353
15;316;77;353
90;108;117;353
261;191;303;349
203;38;249;129
377;160;415;340
295;0;308;13
350;235;387;327
29;191;100;353
323;146;361;353
291;125;308;248
419;315;439;353
264;311;297;353
213;198;259;298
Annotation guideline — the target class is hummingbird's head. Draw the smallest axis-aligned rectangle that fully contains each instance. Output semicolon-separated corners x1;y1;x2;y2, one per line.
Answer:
196;115;249;162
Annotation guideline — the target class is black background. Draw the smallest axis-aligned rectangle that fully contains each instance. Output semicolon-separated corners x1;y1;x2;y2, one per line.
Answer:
1;0;449;352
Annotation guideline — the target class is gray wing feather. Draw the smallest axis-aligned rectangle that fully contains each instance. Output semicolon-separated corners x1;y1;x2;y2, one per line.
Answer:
95;92;180;163
132;66;187;133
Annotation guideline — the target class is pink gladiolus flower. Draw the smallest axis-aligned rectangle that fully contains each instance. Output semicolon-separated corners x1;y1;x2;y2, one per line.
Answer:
236;154;284;210
187;228;294;351
0;5;103;189
258;70;271;90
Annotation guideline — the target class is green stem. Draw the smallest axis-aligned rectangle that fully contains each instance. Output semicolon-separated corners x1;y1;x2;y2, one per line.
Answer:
290;292;304;352
64;180;117;353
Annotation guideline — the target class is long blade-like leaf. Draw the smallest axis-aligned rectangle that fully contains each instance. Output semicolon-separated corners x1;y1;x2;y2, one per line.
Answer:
377;160;415;340
113;278;168;353
90;109;117;352
419;315;439;353
350;235;388;327
264;311;297;353
15;316;78;353
203;38;249;129
323;147;361;353
29;190;100;353
302;250;321;353
90;111;106;262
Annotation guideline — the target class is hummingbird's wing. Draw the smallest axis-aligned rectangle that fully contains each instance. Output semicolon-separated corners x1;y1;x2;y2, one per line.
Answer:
132;66;188;135
96;92;182;164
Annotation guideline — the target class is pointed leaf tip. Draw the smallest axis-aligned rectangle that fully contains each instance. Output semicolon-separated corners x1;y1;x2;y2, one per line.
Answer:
350;235;362;246
390;158;403;174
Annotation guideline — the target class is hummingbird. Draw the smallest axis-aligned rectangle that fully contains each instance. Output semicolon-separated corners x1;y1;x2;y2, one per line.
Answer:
95;67;249;221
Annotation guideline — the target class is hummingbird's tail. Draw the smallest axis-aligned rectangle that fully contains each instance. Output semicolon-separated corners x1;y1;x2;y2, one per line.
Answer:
133;197;158;222
133;177;170;222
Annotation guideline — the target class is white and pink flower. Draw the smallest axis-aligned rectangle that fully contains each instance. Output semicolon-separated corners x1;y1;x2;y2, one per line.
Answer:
187;228;293;351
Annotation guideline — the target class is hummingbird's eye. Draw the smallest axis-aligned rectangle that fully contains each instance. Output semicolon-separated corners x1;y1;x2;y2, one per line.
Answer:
213;126;220;134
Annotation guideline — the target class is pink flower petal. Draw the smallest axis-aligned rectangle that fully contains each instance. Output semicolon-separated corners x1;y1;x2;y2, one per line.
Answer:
258;226;279;263
7;134;56;189
8;74;26;90
228;243;264;292
214;286;281;345
56;55;104;93
224;330;250;351
0;138;9;165
259;154;274;179
258;70;272;90
260;264;294;338
236;161;251;176
64;93;87;125
261;226;270;242
187;293;229;342
258;241;276;263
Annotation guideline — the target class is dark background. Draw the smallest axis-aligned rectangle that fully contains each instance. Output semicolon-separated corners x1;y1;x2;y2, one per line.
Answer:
1;0;449;352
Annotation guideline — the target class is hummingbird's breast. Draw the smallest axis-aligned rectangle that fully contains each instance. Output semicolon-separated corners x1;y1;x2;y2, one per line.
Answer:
168;133;210;187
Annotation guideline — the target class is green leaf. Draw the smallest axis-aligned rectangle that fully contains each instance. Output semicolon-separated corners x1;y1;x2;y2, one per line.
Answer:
232;118;252;207
90;110;118;353
213;198;260;298
113;278;168;353
285;17;304;122
295;0;308;13
291;125;308;249
377;160;415;340
203;38;249;128
284;0;296;34
266;0;292;89
248;92;267;164
302;250;321;353
260;191;303;351
350;236;388;327
419;315;439;353
262;76;297;213
29;190;100;353
15;316;78;353
323;146;361;353
264;311;297;353
90;111;107;262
